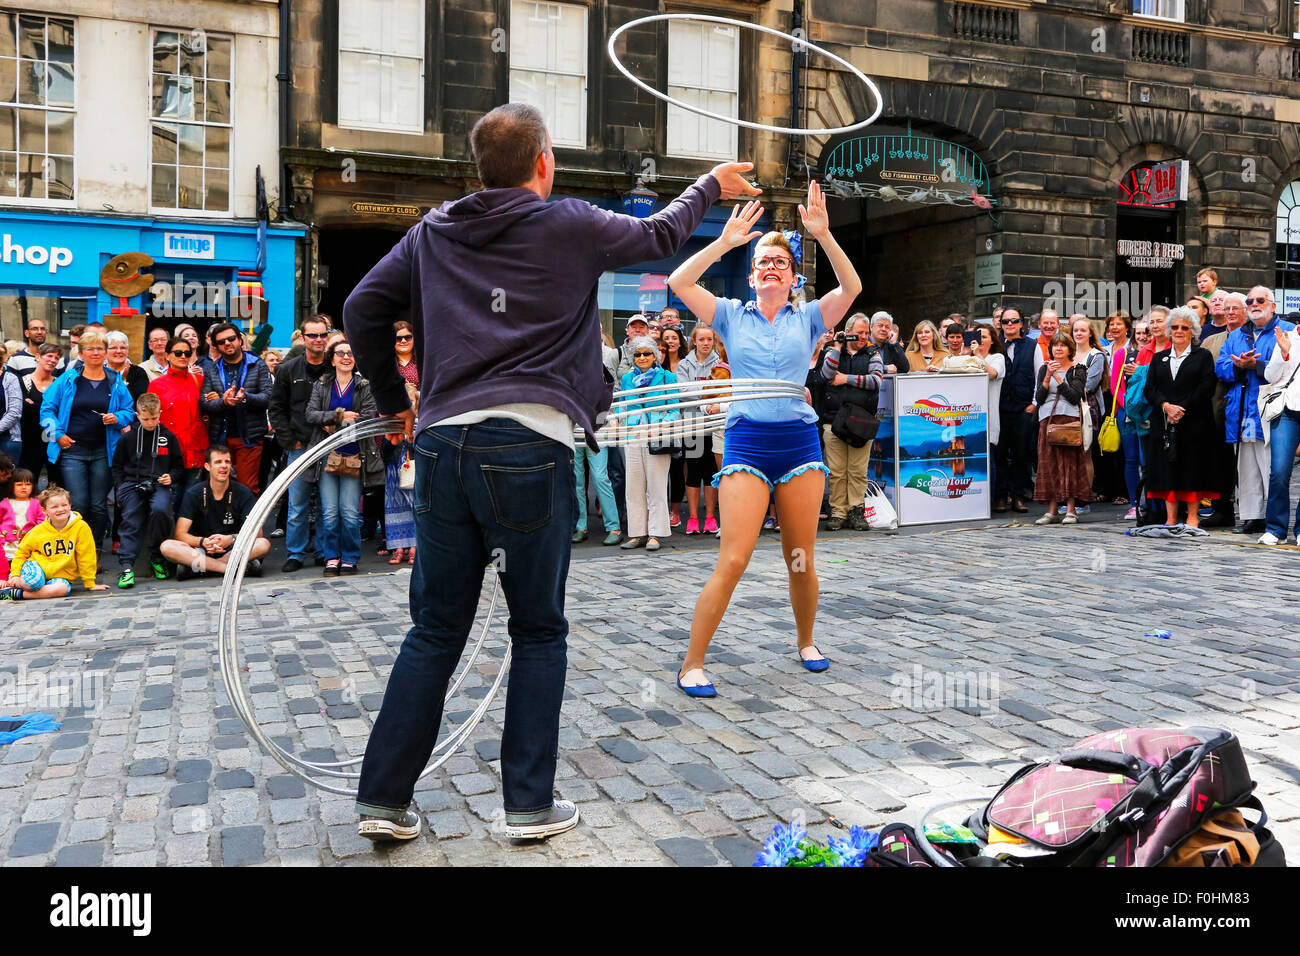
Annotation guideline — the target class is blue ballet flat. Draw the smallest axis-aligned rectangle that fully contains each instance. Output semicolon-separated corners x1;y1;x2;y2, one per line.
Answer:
676;671;717;698
799;647;830;672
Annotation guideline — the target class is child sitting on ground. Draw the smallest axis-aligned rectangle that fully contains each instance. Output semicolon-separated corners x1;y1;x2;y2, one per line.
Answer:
1;485;107;599
0;468;45;580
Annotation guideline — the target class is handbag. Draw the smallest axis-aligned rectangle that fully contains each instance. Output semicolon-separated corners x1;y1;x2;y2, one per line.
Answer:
831;402;880;449
1259;352;1300;425
398;447;415;490
1098;355;1122;454
1044;369;1083;447
324;451;362;477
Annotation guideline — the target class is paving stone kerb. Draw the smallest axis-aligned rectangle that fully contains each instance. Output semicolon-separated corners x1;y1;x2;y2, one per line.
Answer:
2;521;1298;867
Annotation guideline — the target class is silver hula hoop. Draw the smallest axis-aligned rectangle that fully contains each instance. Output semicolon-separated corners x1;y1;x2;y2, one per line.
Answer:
216;417;510;796
580;378;807;445
606;14;883;137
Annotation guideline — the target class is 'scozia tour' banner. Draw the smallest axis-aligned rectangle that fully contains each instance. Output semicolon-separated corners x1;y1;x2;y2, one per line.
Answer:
893;373;990;524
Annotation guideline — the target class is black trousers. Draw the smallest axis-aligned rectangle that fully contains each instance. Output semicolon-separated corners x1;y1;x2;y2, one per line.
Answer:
996;408;1035;501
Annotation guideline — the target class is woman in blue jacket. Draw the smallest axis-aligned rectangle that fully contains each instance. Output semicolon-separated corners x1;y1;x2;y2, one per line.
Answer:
617;337;679;552
39;328;136;546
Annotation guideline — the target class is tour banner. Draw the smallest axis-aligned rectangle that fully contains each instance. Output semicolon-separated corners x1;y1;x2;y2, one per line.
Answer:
868;373;897;507
893;373;990;525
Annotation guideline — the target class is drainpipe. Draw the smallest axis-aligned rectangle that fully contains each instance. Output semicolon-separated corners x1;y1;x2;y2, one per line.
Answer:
276;0;292;222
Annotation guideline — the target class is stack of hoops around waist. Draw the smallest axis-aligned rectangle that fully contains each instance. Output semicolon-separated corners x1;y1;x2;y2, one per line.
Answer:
576;378;807;446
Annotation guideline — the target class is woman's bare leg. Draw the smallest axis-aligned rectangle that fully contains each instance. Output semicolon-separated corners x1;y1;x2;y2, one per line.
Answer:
774;469;823;654
681;472;770;681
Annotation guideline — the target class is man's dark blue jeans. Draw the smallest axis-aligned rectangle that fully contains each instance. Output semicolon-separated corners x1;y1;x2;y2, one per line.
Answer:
356;419;575;823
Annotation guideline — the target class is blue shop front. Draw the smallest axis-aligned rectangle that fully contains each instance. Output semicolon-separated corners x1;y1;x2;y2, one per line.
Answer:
0;210;303;355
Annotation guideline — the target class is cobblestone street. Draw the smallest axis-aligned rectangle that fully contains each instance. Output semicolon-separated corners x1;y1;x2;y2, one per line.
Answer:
3;517;1299;867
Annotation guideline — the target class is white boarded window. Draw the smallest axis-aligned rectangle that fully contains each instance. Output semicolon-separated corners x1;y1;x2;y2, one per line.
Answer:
509;1;586;148
0;11;75;202
338;0;424;133
150;29;232;211
1131;1;1185;21
667;19;737;161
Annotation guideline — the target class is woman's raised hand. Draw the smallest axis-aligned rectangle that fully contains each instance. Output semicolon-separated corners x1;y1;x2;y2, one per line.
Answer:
798;180;829;239
720;200;764;250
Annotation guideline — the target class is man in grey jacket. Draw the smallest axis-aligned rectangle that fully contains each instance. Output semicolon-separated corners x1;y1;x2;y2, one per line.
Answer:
344;103;758;843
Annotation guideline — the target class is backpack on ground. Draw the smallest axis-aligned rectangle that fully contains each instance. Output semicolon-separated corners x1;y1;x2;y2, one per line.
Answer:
971;726;1285;867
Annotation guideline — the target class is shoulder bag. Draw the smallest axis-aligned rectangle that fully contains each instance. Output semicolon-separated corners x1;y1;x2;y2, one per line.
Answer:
1044;369;1083;447
1097;352;1124;454
1259;339;1300;425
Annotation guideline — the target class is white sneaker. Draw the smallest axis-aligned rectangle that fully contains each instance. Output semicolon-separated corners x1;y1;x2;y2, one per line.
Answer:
1258;532;1280;546
502;800;580;840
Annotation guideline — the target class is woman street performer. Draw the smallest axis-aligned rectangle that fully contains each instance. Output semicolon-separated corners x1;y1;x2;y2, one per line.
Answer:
667;180;862;697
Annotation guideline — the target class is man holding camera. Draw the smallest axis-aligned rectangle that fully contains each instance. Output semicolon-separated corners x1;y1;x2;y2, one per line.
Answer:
819;313;884;530
111;392;184;588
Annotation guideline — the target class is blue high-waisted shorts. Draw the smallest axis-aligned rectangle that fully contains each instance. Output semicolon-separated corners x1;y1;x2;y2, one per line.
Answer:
712;418;828;490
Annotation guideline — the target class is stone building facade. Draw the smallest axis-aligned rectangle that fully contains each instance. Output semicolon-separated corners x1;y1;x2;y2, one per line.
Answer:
801;0;1300;325
282;0;1300;332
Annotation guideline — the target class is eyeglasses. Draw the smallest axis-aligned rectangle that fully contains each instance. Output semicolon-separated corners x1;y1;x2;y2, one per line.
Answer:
633;351;655;358
754;256;792;270
395;334;414;342
81;345;106;353
1000;318;1021;325
1246;297;1269;305
1169;325;1193;332
171;349;193;357
215;335;239;346
302;332;328;340
335;349;353;358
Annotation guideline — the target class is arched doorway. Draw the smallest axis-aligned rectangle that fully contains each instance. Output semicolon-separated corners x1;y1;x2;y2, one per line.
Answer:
816;122;999;330
1116;160;1185;308
1275;180;1300;315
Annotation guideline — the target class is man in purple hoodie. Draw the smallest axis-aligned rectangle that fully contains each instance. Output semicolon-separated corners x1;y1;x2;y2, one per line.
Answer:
345;103;759;844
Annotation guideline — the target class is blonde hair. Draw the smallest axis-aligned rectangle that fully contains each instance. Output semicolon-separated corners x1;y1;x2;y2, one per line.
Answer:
905;320;947;355
78;328;108;350
136;392;162;415
38;485;71;509
261;348;282;363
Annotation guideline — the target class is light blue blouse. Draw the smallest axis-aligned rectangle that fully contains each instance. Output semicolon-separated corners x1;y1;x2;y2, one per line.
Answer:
711;297;826;425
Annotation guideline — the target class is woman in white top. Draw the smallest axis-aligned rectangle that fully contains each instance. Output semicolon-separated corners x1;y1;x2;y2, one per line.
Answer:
1261;322;1300;543
973;327;1005;495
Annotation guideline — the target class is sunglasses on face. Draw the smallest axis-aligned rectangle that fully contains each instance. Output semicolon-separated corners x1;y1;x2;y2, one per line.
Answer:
395;334;413;342
216;336;239;346
302;332;328;340
171;349;193;357
633;351;655;358
754;256;791;270
1170;324;1193;331
1001;319;1021;325
335;350;353;358
1246;297;1269;305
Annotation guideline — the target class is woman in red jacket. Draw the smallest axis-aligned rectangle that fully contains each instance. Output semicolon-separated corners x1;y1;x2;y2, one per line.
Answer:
148;335;209;509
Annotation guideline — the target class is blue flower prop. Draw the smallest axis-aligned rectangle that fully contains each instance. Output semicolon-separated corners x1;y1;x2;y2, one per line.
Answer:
754;821;808;867
828;826;878;867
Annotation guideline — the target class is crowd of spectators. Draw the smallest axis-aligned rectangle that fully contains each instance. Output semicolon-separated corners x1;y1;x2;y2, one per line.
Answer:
4;265;1299;598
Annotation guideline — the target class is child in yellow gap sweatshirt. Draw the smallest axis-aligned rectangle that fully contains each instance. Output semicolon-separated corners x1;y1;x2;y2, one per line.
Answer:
1;486;108;600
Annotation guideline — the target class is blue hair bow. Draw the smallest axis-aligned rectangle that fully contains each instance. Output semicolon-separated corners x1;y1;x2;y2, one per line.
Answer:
782;230;807;290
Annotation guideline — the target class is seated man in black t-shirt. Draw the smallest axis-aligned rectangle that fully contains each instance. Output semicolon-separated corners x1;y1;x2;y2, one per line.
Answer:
159;445;270;579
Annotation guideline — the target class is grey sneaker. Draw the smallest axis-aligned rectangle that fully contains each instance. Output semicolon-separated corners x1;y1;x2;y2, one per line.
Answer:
502;800;580;840
357;809;422;842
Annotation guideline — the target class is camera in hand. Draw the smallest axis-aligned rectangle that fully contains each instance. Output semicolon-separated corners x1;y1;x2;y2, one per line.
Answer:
835;332;860;343
134;478;157;494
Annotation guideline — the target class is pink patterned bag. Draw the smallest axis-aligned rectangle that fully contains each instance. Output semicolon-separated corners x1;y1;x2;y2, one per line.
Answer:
981;727;1273;867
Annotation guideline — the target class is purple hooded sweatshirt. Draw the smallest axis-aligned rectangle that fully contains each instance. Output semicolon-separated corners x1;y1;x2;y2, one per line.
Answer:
344;173;723;449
